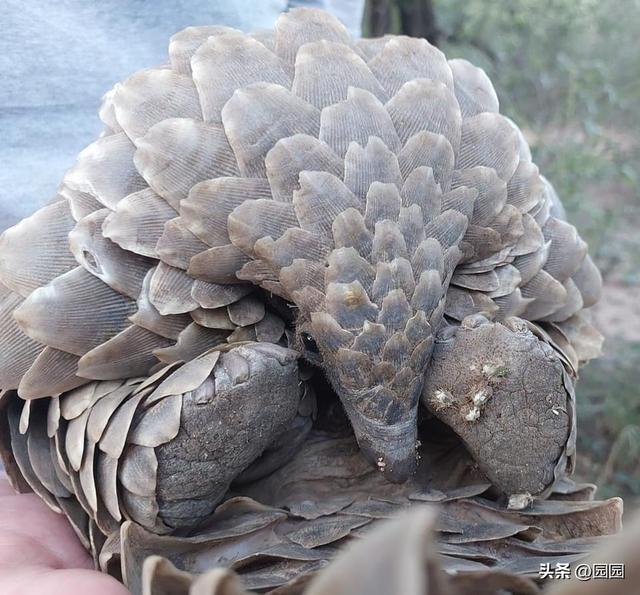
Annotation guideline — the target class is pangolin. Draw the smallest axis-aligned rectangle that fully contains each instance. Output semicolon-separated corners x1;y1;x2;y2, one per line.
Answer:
0;7;605;562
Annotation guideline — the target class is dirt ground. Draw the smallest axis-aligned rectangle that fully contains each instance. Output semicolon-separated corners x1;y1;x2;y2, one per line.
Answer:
575;280;640;509
593;283;640;343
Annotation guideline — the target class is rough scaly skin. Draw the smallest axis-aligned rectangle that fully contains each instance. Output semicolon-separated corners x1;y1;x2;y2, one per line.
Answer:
422;315;573;498
0;8;603;504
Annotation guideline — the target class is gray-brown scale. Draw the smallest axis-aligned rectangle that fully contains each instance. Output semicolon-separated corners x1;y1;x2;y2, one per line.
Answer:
0;9;608;590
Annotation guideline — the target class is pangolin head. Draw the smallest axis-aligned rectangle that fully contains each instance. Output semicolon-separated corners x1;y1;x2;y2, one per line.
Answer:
294;267;444;482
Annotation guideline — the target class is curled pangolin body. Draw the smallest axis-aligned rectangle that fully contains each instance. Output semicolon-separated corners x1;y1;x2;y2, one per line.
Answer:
0;7;602;516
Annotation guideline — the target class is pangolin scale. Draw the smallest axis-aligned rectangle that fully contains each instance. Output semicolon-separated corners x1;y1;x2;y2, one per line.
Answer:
0;8;614;595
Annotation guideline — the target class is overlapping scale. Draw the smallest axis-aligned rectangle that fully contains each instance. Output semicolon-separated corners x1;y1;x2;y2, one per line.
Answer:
0;6;600;406
0;10;605;569
120;429;620;595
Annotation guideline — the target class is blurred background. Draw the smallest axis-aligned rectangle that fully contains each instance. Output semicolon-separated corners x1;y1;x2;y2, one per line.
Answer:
1;0;638;506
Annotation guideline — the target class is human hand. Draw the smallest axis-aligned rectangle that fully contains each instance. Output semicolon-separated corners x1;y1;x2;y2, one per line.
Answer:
0;476;129;595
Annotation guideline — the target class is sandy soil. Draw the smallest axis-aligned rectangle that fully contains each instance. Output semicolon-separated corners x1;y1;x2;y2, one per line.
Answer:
592;283;640;343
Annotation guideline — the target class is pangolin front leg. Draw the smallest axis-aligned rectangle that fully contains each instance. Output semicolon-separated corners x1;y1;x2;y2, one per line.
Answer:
421;314;575;504
1;342;310;542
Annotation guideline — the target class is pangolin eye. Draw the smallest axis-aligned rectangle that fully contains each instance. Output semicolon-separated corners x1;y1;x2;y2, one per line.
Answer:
301;332;319;354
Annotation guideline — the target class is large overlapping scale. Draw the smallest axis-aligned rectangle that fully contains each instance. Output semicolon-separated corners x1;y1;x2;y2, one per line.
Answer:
0;8;602;483
135;499;637;595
